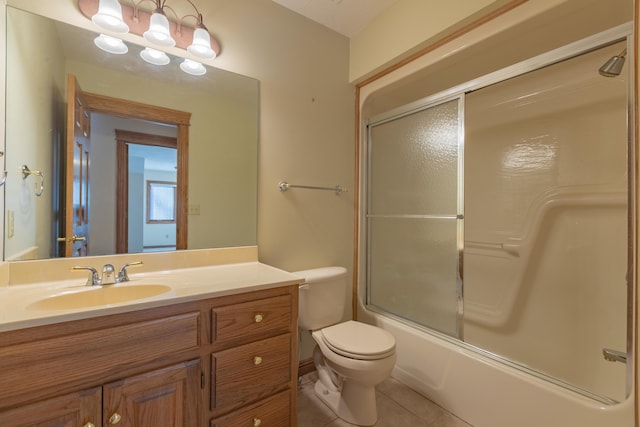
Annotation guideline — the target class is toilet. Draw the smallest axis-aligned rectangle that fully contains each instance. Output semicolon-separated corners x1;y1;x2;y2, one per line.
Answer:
294;266;396;426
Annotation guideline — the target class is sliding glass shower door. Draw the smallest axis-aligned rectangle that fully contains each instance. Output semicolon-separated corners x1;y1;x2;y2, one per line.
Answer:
366;98;464;338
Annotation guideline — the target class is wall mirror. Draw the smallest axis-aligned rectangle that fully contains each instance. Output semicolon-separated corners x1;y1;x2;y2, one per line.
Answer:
4;6;259;261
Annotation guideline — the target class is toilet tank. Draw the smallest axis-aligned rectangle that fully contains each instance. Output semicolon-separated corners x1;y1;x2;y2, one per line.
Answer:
293;266;348;331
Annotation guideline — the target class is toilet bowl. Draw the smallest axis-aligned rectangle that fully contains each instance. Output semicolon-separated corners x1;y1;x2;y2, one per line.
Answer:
294;267;397;426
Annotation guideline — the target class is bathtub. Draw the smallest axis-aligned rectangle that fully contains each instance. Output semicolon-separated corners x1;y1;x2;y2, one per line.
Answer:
358;305;634;427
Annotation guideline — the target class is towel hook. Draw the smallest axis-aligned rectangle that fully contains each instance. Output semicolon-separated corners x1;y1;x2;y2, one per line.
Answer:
22;164;44;196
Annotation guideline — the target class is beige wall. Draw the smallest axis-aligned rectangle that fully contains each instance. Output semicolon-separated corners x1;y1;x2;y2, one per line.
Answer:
4;9;65;260
349;0;511;82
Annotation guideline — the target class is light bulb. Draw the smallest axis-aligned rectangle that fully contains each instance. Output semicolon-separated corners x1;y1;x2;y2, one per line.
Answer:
180;59;206;76
140;47;170;66
94;34;128;54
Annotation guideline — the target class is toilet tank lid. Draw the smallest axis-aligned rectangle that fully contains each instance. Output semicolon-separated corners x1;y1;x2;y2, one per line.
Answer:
291;266;347;283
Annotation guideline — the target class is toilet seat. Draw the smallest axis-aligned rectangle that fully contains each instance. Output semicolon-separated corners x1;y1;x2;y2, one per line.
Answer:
320;320;395;360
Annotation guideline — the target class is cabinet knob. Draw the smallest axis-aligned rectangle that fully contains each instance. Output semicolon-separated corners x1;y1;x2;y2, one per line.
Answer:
109;413;122;424
254;313;263;323
253;417;262;427
84;423;95;427
253;356;263;365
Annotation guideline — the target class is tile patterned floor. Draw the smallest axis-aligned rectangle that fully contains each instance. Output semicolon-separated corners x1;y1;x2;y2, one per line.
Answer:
297;372;473;427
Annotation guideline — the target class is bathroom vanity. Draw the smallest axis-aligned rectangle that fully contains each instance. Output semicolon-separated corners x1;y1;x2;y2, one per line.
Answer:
0;259;300;427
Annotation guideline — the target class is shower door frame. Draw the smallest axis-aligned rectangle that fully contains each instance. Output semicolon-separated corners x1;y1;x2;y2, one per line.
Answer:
365;94;466;339
360;22;635;403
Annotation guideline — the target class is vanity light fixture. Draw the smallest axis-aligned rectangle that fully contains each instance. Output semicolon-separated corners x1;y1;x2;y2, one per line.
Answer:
80;0;220;75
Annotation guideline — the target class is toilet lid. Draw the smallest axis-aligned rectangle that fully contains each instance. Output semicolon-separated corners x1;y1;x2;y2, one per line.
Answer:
320;320;395;360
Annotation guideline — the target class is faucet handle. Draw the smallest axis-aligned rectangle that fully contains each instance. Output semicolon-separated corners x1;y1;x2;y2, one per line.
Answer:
101;264;116;285
72;266;100;286
118;261;143;282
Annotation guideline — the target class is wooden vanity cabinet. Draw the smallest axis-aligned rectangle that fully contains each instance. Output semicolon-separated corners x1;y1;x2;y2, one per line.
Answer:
0;386;102;427
0;361;200;427
0;285;298;427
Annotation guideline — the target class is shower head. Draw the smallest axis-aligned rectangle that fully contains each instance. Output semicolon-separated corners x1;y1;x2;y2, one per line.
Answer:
599;48;626;77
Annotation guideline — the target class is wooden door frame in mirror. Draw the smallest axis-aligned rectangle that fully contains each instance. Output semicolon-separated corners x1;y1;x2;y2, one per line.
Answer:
83;92;191;252
115;130;179;253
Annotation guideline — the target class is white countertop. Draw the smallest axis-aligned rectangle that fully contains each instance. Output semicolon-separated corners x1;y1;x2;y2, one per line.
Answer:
0;262;302;332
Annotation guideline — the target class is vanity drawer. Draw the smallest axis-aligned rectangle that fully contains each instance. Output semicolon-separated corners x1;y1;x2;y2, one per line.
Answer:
211;333;291;412
211;295;291;346
210;390;290;427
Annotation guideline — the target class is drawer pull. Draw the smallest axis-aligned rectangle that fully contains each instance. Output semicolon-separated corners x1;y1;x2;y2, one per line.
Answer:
253;356;263;365
109;413;122;424
253;417;262;427
254;313;264;323
84;423;95;427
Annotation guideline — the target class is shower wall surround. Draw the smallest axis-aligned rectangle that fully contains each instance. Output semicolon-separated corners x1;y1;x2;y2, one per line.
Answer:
366;35;629;403
358;1;635;424
464;42;628;401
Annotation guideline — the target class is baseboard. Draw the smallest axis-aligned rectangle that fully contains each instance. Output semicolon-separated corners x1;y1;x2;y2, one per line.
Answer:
298;357;315;377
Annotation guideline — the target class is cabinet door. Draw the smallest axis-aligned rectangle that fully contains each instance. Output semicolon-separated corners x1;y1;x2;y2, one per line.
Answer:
0;386;101;427
103;360;201;427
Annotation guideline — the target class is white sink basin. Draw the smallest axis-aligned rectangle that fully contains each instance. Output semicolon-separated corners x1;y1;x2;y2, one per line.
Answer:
27;284;173;311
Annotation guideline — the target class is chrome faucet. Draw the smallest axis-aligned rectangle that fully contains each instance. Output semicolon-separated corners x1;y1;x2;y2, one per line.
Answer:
101;264;116;285
72;266;102;286
118;261;143;282
72;261;143;286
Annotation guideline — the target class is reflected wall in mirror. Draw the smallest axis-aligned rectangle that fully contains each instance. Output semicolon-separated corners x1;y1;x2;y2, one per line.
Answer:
4;6;259;261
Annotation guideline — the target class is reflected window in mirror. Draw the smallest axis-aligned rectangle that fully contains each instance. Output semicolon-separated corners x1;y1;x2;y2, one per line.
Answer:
147;181;177;224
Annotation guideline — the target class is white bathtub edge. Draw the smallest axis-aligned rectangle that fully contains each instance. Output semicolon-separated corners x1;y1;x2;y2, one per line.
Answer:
362;310;634;427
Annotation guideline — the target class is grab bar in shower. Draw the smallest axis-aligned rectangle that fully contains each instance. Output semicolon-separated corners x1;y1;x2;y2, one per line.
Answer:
602;348;627;363
465;240;520;257
279;181;347;195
